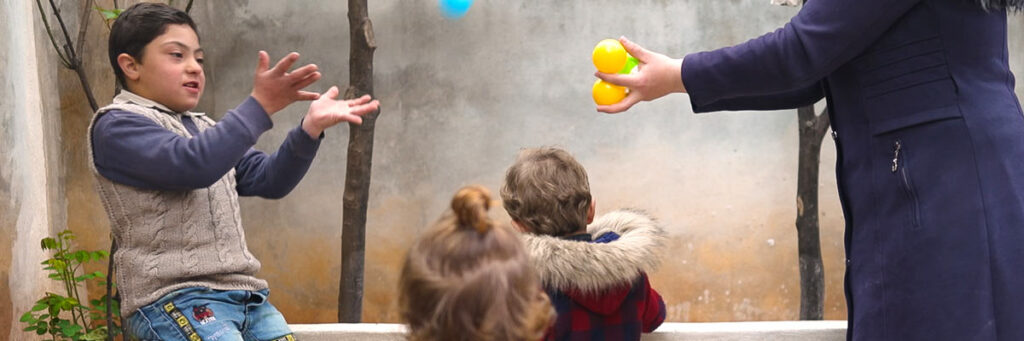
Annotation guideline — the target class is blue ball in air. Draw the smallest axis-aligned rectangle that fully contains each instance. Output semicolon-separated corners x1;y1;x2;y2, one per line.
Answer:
439;0;473;19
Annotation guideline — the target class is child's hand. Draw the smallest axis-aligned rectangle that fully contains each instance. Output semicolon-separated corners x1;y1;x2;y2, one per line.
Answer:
301;86;380;138
250;51;322;115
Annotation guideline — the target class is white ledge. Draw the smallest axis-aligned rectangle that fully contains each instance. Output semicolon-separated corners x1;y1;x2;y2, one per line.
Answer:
289;321;847;340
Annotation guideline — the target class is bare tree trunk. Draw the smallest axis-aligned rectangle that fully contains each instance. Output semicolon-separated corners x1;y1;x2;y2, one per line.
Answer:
338;0;379;323
796;104;830;320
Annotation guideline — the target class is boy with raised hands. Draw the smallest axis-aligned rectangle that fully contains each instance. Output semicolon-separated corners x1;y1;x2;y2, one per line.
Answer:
88;3;378;340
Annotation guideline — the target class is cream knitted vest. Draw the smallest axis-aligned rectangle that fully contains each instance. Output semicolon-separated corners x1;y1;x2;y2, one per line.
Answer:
87;91;267;317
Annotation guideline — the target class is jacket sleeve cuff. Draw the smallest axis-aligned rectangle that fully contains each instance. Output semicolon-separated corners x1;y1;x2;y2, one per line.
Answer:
285;124;322;160
233;96;273;140
682;52;717;114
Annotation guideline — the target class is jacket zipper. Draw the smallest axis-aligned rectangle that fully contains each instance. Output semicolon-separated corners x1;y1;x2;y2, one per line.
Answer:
893;139;922;229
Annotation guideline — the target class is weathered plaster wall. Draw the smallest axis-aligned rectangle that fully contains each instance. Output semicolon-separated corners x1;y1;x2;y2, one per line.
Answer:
3;1;1022;337
1;0;67;338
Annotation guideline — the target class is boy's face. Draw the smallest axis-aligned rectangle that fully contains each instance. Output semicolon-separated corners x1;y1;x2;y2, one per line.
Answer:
121;24;205;112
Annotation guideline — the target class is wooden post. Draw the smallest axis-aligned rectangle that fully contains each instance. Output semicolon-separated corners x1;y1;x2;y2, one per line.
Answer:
338;0;379;323
795;103;830;320
793;0;831;321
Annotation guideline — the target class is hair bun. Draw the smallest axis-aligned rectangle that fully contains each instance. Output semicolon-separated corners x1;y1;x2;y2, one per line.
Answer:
451;185;493;233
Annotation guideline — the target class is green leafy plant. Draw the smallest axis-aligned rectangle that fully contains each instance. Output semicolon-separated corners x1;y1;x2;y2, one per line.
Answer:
19;230;120;340
95;6;123;29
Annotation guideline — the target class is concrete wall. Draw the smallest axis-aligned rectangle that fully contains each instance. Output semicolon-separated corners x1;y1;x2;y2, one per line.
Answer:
1;0;68;339
188;0;850;323
2;0;1023;337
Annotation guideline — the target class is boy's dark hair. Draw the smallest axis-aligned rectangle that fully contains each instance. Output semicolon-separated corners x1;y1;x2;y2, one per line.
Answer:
500;147;592;237
108;3;198;89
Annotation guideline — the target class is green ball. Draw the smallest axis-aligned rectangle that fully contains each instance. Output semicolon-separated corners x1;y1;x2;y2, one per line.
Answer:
619;55;639;74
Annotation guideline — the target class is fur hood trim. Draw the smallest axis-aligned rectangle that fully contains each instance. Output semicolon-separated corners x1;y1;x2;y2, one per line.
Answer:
522;209;667;292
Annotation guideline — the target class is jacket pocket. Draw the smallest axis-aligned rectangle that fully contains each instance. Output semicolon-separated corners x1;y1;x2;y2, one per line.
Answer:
862;69;961;135
857;36;962;135
891;139;922;229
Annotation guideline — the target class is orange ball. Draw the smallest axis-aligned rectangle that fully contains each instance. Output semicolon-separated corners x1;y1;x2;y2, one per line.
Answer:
592;39;627;74
592;79;627;105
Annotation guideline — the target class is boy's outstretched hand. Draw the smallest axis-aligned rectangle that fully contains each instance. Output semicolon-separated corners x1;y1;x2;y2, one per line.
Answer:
251;51;322;115
301;86;380;138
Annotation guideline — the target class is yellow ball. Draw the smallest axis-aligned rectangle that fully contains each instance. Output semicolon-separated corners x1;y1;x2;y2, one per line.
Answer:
592;39;627;74
592;79;627;105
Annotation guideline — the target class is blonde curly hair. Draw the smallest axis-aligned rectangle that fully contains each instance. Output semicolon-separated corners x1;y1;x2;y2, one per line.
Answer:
399;185;555;341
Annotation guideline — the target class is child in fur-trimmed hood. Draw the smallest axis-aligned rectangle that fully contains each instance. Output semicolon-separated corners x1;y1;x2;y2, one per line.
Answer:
501;147;667;341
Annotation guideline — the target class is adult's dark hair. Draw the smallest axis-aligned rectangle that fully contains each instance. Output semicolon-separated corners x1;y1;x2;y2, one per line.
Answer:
975;0;1023;11
108;3;198;89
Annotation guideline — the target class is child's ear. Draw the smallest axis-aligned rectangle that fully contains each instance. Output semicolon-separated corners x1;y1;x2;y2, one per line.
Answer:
117;53;141;82
511;220;531;233
587;200;596;224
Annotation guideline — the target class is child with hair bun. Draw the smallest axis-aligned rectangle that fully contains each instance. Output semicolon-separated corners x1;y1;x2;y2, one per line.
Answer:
399;185;555;341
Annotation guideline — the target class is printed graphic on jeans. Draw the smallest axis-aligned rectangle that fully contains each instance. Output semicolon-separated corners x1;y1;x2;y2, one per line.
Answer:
192;304;217;325
163;301;201;341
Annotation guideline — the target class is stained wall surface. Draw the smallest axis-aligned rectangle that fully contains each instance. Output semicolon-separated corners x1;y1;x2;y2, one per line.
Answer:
3;1;1022;336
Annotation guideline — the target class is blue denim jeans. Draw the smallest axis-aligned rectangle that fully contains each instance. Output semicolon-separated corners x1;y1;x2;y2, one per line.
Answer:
127;287;295;341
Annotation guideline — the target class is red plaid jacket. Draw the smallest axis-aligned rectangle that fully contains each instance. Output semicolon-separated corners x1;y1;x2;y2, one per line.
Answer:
544;272;665;340
541;232;666;341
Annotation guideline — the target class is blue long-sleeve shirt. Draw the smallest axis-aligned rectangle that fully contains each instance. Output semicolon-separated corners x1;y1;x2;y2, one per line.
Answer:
91;96;320;198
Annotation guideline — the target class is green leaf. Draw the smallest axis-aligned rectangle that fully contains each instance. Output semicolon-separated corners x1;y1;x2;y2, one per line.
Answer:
74;251;89;263
95;7;123;20
41;238;57;250
46;294;64;305
32;303;47;311
75;272;103;281
95;250;109;258
81;328;108;340
61;323;82;337
20;311;35;322
23;325;37;332
55;318;70;328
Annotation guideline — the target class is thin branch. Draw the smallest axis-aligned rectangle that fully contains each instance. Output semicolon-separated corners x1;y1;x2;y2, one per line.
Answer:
48;0;79;66
75;0;96;58
37;0;100;110
105;239;116;341
69;262;87;327
185;0;194;13
34;0;72;67
74;65;100;111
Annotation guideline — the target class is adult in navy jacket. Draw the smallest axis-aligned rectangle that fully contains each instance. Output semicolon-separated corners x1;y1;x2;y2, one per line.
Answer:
596;0;1024;340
